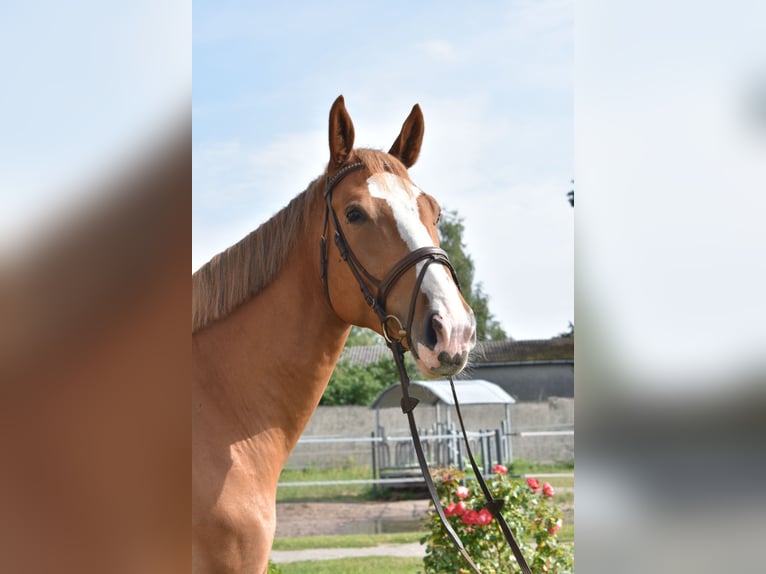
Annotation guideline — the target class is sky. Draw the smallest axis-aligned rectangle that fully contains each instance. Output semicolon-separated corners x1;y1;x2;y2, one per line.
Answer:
192;0;574;341
0;0;190;255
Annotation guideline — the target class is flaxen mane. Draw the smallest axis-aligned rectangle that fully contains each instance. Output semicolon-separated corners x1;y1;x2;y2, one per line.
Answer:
191;179;321;333
191;148;410;333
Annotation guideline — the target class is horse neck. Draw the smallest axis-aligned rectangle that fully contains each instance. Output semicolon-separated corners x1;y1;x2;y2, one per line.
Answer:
193;203;350;458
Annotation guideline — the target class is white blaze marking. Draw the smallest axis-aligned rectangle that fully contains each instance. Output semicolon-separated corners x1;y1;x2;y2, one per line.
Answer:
367;173;429;250
366;173;466;347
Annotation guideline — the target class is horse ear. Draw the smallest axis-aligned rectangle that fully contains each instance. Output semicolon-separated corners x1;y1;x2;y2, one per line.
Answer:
328;95;355;167
389;104;424;168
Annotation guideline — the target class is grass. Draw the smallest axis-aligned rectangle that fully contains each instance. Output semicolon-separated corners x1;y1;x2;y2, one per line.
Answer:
506;458;574;476
273;532;422;551
274;526;572;552
278;459;574;503
277;465;377;502
271;528;573;574
275;556;421;574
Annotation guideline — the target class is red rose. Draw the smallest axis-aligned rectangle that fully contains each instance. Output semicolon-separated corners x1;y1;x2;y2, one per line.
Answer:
455;485;470;499
461;509;479;525
454;501;467;516
445;503;457;517
526;477;540;492
492;463;508;475
542;482;555;497
477;508;493;525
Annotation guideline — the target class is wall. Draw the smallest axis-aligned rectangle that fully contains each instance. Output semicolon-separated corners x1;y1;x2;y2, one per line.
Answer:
470;361;574;401
285;397;574;469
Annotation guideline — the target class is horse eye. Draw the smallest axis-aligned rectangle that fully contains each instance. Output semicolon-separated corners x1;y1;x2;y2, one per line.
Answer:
346;207;365;224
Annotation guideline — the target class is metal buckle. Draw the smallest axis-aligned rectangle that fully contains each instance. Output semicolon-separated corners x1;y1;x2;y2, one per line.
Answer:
381;314;407;344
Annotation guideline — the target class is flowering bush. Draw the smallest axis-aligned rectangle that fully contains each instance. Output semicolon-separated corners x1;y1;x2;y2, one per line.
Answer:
421;467;573;573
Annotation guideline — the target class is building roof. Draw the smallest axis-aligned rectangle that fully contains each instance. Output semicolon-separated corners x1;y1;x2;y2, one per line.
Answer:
369;379;516;409
339;344;390;366
471;338;573;363
339;338;573;368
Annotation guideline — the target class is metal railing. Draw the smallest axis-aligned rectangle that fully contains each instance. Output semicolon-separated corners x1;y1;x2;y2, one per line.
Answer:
279;424;573;490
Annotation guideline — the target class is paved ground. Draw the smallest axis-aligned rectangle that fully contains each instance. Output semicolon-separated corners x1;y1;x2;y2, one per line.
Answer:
270;542;424;564
272;500;430;564
275;499;431;538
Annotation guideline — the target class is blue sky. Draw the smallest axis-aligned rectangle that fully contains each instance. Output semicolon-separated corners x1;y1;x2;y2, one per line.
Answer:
193;0;573;340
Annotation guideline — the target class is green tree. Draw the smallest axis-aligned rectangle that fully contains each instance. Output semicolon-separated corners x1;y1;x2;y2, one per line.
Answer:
345;325;385;347
555;321;574;339
438;210;507;341
320;354;417;406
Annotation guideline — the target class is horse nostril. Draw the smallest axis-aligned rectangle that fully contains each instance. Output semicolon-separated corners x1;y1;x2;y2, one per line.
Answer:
424;314;439;350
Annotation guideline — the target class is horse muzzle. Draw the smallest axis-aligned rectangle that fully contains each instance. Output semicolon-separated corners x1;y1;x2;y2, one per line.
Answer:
413;309;476;377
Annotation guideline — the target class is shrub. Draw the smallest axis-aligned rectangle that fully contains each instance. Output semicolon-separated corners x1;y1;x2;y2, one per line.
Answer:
320;354;417;406
421;467;573;573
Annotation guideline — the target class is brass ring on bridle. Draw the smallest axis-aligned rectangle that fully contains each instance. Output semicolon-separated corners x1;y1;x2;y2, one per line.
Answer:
381;314;407;345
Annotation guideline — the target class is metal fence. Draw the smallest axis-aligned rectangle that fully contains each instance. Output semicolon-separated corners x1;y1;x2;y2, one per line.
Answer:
279;423;573;490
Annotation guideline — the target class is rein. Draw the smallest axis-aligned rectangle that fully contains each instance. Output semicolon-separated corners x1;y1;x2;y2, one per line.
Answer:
320;162;532;574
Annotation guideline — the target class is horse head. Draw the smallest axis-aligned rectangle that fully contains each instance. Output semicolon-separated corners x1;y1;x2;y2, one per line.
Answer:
322;95;476;377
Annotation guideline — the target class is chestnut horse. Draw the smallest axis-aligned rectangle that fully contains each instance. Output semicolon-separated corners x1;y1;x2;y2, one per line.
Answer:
192;96;476;573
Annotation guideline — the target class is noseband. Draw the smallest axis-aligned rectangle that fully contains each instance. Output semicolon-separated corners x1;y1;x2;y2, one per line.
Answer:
319;162;459;348
318;161;532;574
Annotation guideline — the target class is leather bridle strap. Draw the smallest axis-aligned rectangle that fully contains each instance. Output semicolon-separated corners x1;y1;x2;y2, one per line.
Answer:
320;162;370;314
378;247;457;349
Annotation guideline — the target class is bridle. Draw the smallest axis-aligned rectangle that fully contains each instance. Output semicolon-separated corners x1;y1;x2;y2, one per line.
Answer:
320;161;456;348
319;161;532;574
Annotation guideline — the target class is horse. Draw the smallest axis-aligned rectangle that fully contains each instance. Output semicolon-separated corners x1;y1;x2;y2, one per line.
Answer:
191;96;476;574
